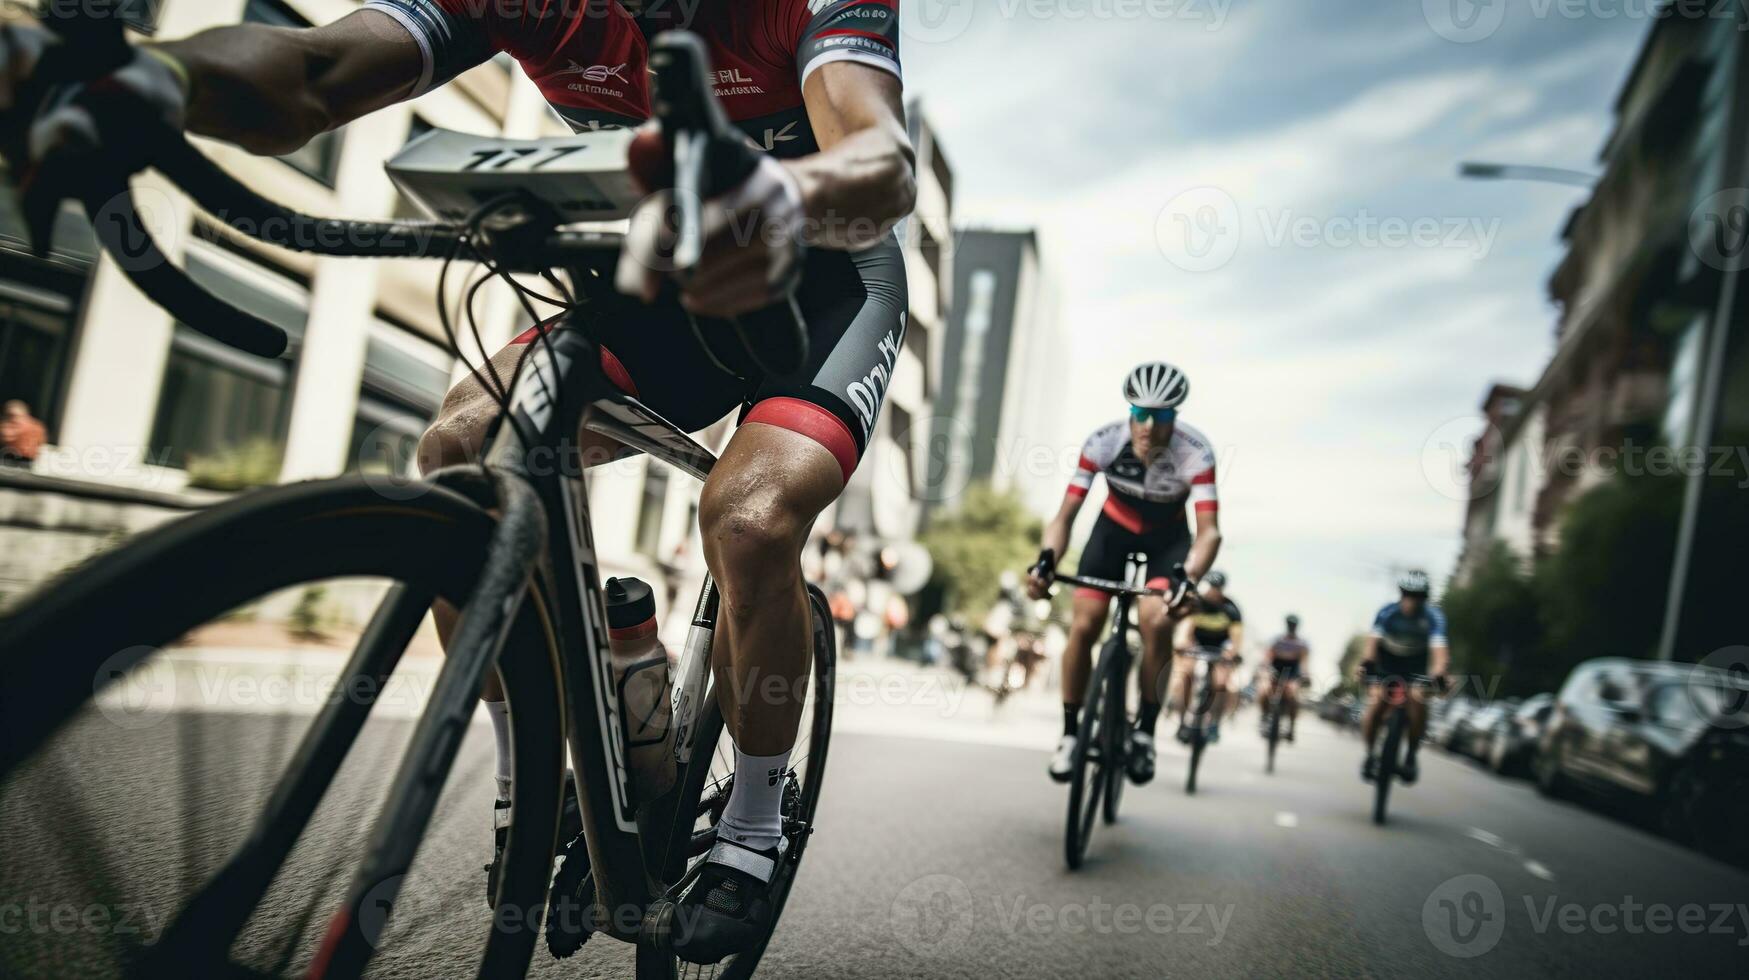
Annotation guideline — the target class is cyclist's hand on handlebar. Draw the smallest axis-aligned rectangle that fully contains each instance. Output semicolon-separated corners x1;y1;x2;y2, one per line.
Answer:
615;125;806;317
1024;550;1055;601
3;29;187;200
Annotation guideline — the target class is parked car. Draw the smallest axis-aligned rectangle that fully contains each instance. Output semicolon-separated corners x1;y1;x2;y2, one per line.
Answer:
1427;697;1478;749
1480;693;1554;775
1453;699;1520;760
1537;658;1749;865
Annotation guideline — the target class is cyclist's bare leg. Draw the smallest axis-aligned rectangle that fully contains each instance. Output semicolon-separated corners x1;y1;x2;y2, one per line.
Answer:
696;423;843;851
1360;682;1387;753
1283;678;1300;729
1061;592;1110;731
1407;689;1429;743
1136;596;1172;733
699;423;841;749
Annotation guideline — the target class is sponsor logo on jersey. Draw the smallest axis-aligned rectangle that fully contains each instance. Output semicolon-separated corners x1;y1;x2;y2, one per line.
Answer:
557;60;631;84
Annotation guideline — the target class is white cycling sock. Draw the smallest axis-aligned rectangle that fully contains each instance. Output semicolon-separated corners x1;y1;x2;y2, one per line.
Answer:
485;700;512;801
716;746;791;853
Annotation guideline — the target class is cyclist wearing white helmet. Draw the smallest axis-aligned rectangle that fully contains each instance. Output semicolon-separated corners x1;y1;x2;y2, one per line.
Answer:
1027;362;1223;786
1355;570;1450;784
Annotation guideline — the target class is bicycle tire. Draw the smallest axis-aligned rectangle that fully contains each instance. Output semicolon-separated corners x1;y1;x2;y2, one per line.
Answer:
1065;638;1118;870
647;585;837;980
0;478;565;980
1374;711;1403;826
1265;697;1281;775
1100;644;1128;825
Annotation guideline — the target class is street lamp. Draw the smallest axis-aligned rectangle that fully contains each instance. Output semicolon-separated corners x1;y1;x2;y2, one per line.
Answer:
1458;161;1599;188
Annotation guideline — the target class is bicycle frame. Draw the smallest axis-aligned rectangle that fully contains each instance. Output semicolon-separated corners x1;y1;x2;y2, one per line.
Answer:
481;320;726;934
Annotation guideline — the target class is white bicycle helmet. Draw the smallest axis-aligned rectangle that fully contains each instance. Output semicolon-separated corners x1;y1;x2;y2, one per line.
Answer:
1123;361;1190;410
1398;570;1431;594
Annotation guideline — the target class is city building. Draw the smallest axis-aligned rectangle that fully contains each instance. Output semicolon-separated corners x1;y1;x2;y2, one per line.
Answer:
924;228;1063;518
1455;8;1749;657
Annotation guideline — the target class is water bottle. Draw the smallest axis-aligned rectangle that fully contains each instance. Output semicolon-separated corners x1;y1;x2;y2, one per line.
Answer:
606;577;676;802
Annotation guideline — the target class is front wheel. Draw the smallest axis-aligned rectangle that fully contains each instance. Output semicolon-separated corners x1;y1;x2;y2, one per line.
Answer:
1373;711;1404;825
1065;639;1119;870
0;478;564;980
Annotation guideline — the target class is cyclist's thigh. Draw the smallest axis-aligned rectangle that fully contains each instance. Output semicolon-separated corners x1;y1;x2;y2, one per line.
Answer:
1075;514;1135;590
744;241;908;487
423;333;625;468
579;291;755;435
1142;522;1193;590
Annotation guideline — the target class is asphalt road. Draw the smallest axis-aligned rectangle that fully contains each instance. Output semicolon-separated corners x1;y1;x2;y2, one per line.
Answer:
3;660;1746;979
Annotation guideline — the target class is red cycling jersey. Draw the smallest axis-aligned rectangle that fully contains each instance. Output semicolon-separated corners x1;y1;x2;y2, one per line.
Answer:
364;0;902;156
1067;419;1218;534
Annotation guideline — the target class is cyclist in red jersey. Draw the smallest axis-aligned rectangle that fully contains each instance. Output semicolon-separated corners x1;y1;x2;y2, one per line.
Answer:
1027;362;1224;787
1;0;913;962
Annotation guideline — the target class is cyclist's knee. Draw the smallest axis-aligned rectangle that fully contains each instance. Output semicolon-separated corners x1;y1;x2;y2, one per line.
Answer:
699;485;813;616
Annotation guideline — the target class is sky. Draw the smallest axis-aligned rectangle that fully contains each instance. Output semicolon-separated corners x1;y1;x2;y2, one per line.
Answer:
897;0;1651;682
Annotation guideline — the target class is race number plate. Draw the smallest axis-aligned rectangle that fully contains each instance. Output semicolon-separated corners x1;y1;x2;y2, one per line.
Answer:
387;127;644;224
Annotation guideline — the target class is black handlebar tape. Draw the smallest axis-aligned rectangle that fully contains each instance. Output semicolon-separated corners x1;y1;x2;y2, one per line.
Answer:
83;180;289;359
156;138;466;259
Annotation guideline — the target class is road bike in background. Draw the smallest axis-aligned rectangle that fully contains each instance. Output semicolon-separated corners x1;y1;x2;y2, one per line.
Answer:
1032;552;1189;869
1367;675;1435;826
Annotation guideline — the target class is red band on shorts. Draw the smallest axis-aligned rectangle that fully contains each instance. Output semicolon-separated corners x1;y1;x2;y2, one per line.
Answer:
1074;587;1113;603
1146;576;1174;592
745;397;858;486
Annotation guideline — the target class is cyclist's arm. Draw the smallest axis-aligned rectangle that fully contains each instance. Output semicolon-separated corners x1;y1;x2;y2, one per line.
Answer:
1039;491;1085;566
1226;620;1244;654
788;63;917;250
1428;607;1451;678
1183;510;1221;581
156;11;421;156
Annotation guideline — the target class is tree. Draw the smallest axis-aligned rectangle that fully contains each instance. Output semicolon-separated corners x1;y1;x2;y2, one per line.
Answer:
918;484;1044;619
1443;542;1542;694
1533;469;1682;676
1336;634;1369;696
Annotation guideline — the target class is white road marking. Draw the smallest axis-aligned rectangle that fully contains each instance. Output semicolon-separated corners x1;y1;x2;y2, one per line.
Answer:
1274;811;1299;828
1465;827;1557;883
1466;827;1508;849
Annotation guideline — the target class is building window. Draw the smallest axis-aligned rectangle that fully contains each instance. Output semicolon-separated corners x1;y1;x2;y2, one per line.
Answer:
349;320;453;476
244;0;346;187
0;278;79;437
150;249;306;481
636;464;670;558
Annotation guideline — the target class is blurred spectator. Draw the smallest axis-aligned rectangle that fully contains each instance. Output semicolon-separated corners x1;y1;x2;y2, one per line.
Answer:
0;401;46;467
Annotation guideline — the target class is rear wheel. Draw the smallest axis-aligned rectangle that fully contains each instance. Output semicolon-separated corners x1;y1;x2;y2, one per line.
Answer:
0;478;564;980
646;586;837;979
1265;696;1282;774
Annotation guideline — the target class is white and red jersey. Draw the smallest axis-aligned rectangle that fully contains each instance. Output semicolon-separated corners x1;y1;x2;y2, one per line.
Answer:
365;0;902;157
1067;420;1218;534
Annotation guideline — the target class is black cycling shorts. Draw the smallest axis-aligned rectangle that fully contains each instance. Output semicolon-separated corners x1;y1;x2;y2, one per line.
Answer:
1365;652;1429;681
516;240;908;484
1074;513;1193;599
1270;659;1303;682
